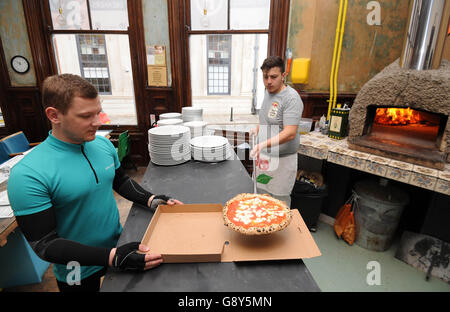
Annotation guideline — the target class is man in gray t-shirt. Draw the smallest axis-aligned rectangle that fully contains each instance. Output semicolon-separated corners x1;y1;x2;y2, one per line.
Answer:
258;84;303;156
250;56;303;205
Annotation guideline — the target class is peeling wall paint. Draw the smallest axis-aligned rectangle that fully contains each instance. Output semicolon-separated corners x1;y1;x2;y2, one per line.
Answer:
0;0;36;87
287;0;409;93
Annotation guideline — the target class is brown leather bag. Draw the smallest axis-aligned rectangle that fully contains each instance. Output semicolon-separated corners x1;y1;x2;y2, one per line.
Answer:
334;195;356;245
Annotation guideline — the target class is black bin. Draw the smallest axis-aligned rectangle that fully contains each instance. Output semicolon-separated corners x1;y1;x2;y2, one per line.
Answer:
290;181;327;232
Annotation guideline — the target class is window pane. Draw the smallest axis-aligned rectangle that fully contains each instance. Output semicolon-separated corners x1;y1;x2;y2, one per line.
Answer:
230;0;270;30
49;0;90;30
190;0;228;30
206;35;231;95
89;0;129;30
52;34;137;125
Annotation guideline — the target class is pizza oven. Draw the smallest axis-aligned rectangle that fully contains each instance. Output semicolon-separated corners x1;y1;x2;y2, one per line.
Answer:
348;0;449;170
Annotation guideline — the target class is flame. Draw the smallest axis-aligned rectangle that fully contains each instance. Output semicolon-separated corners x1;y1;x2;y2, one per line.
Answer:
374;107;422;125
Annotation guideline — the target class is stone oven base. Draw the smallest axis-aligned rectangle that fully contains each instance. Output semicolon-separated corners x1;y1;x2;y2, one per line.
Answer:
348;138;446;171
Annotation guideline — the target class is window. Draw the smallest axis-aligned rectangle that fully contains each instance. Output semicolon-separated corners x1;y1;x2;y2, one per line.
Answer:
76;34;112;94
187;0;271;116
46;0;137;125
190;0;270;31
207;35;231;95
49;0;129;30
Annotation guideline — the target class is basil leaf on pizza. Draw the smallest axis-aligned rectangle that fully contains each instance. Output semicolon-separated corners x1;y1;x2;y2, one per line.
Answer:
223;193;292;235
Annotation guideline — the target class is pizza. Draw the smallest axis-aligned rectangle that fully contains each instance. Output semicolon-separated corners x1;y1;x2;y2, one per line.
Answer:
223;193;292;235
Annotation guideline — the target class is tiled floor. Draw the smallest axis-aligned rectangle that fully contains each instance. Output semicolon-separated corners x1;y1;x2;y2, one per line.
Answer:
2;166;146;292
303;220;450;292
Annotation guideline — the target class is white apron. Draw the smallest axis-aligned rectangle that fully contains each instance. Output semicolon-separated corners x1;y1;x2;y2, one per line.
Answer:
255;152;297;196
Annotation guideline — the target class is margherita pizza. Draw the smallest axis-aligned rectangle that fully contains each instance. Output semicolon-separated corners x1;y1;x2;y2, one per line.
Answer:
223;193;292;235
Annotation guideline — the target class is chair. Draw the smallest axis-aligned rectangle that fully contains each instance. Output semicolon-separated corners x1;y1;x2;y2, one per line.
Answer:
0;143;10;165
115;130;137;171
0;131;40;158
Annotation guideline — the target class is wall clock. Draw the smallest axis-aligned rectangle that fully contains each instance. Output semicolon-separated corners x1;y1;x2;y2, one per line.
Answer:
11;55;30;74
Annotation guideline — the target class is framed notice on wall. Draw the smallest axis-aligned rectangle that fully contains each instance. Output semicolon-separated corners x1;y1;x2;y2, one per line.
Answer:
147;45;168;86
148;66;168;87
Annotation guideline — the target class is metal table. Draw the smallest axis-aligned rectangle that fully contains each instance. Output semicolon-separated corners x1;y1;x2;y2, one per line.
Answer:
101;157;320;292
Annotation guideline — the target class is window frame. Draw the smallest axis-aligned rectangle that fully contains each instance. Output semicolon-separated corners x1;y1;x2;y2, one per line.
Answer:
41;0;143;129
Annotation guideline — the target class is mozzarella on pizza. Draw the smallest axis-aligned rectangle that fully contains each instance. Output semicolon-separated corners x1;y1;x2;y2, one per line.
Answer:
223;193;292;235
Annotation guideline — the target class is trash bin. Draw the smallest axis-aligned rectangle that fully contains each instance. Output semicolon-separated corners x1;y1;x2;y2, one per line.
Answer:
290;180;328;232
353;179;409;251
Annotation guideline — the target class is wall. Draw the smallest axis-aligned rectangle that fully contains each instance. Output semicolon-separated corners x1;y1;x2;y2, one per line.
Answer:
287;0;410;93
0;0;36;86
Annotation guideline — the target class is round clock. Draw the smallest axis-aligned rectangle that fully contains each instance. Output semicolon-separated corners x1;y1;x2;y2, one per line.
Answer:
11;55;30;74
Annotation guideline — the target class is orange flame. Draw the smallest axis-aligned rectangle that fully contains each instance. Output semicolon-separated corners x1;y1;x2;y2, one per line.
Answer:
374;107;421;125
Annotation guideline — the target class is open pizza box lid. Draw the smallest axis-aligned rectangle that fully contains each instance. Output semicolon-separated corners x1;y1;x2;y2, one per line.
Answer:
140;204;321;263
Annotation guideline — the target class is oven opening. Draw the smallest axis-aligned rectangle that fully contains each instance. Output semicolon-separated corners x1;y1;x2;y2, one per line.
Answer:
357;106;448;162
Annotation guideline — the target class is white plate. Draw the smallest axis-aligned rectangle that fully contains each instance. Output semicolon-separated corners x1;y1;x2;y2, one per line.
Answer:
149;136;189;141
190;135;229;148
148;125;190;137
149;136;190;143
182;107;203;122
157;119;183;126
149;147;190;154
192;152;232;162
184;121;207;128
192;148;229;154
159;112;182;120
182;107;202;113
151;156;190;166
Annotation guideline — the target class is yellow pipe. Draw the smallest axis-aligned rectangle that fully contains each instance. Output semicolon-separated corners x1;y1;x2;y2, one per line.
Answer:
327;0;344;120
333;0;348;109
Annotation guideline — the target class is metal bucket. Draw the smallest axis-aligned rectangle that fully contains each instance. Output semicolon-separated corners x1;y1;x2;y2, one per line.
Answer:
353;179;409;251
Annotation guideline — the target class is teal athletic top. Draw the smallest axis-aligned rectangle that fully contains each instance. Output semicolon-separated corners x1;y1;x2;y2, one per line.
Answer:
7;132;122;282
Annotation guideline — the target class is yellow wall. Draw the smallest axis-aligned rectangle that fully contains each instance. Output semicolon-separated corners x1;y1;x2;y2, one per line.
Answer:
287;0;410;93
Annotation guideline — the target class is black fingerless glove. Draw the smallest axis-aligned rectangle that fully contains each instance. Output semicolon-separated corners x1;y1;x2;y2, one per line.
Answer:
150;194;171;211
112;242;146;271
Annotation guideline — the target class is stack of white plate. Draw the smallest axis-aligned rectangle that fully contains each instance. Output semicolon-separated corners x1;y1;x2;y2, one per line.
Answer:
182;107;203;122
148;126;191;166
183;121;208;138
157;118;183;127
190;135;233;163
159;112;182;120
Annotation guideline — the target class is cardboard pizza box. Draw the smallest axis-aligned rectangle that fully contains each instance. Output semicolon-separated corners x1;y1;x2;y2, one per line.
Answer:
140;204;321;263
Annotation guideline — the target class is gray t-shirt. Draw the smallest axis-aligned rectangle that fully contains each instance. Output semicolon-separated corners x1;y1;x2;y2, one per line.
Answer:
258;85;303;157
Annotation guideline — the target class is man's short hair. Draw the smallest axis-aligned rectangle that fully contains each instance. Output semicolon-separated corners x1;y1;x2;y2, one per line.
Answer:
260;56;285;73
42;74;98;114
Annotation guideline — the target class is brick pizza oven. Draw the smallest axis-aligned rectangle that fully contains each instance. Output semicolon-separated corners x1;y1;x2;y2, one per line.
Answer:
348;0;449;170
